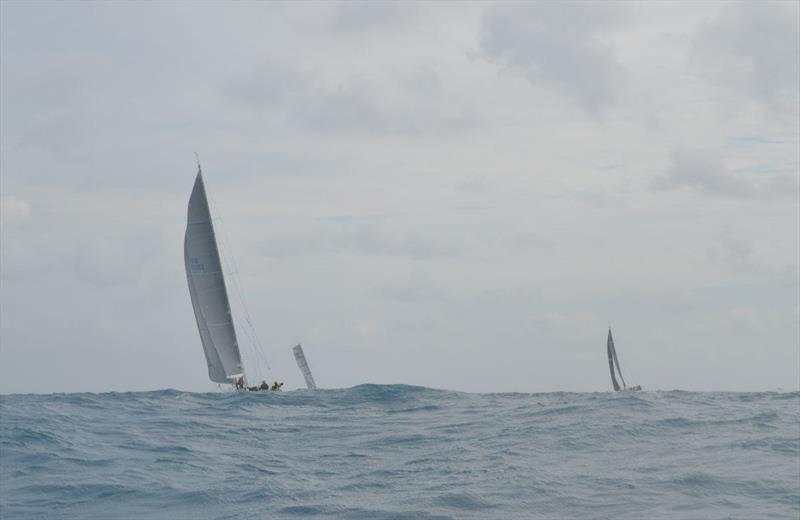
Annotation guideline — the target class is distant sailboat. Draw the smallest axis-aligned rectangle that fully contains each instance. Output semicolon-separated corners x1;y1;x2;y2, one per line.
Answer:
184;162;270;390
292;344;317;390
607;328;641;392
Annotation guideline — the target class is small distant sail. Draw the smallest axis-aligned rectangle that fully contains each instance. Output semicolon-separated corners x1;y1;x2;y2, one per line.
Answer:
292;344;317;390
607;328;627;391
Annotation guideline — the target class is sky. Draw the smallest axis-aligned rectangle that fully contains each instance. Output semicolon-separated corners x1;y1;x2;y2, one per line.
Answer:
1;1;798;394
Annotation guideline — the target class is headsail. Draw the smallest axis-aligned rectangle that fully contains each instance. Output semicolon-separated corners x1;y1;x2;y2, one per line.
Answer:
185;168;245;383
292;344;317;390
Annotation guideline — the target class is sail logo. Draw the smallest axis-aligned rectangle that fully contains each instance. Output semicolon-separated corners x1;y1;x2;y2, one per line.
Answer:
190;257;205;272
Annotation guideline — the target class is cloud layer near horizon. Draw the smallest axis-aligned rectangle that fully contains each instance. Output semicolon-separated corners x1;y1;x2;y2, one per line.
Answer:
1;1;798;393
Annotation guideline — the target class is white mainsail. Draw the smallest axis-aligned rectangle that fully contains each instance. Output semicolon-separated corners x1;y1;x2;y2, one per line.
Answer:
607;328;626;390
292;344;317;390
185;167;245;383
607;328;641;392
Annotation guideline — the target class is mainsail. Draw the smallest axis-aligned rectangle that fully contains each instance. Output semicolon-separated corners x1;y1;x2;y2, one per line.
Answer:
185;167;245;383
292;344;317;390
607;328;627;391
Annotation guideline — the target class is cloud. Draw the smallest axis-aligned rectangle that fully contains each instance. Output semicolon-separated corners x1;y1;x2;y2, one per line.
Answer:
71;232;162;287
371;275;448;303
0;196;31;222
479;1;629;118
652;147;798;199
690;1;800;115
652;147;753;197
298;75;480;136
708;238;763;277
264;224;461;261
223;59;313;109
222;62;479;137
708;237;799;287
328;0;418;34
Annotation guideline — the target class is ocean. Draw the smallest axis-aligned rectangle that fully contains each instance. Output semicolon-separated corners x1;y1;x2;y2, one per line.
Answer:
1;386;798;519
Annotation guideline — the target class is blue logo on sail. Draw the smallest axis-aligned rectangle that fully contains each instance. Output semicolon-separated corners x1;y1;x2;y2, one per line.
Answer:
190;257;204;272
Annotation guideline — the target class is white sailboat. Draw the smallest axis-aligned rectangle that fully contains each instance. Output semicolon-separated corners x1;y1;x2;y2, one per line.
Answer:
607;328;641;392
292;344;317;390
184;163;272;390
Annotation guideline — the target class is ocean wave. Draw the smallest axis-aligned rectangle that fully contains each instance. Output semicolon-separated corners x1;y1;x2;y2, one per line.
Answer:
1;386;798;519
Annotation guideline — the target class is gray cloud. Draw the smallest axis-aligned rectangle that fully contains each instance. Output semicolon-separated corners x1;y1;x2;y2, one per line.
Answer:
652;147;753;197
371;275;448;303
71;231;164;288
708;237;799;287
652;147;799;198
328;0;418;34
299;76;480;136
300;81;386;135
223;59;313;109
707;238;765;281
264;224;461;261
479;1;628;118
690;1;800;115
223;63;479;137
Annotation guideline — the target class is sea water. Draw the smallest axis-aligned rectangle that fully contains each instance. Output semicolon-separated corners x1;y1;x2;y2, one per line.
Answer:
1;386;798;519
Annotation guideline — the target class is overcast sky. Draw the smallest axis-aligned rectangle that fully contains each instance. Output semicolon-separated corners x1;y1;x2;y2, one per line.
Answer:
1;1;798;394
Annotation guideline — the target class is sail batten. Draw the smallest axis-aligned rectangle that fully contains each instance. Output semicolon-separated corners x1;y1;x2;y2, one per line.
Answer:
185;171;245;383
293;344;317;390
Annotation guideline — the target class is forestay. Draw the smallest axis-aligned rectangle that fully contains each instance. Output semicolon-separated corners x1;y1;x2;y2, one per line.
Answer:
292;344;317;390
184;169;245;383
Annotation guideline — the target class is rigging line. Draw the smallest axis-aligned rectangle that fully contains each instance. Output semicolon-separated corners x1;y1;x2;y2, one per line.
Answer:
220;231;273;373
204;189;275;381
238;319;272;383
211;218;275;377
228;263;274;372
233;317;267;383
222;239;275;382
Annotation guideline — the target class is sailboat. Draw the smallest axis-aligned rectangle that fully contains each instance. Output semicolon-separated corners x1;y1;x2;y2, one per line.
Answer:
292;344;317;390
184;163;270;390
607;328;641;392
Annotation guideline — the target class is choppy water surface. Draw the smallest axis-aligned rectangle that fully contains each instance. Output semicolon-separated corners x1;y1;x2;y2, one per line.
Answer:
1;386;798;519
